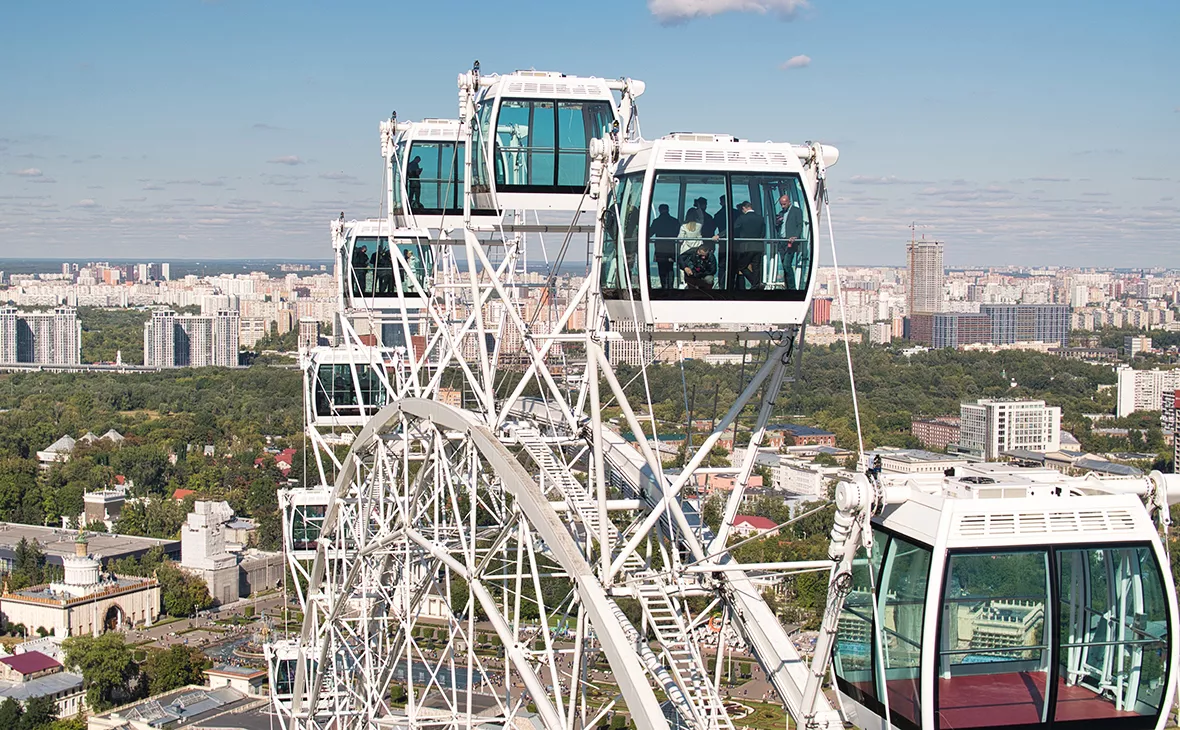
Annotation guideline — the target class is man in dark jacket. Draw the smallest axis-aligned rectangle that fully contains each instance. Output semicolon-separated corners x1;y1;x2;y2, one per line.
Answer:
730;201;765;290
775;193;805;290
649;203;681;289
678;241;717;291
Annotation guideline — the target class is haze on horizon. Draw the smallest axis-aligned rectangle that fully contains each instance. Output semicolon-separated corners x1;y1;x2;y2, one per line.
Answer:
1;0;1176;268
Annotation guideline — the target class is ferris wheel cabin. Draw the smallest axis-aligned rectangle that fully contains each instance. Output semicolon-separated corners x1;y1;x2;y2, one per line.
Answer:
468;69;642;213
833;470;1178;730
600;134;838;328
386;118;499;230
334;217;433;311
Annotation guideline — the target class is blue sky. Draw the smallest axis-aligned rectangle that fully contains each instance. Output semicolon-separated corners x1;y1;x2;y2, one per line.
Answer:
1;0;1176;267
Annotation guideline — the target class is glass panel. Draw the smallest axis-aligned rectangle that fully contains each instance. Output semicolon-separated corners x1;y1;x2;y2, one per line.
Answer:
833;529;888;709
646;173;728;293
314;364;387;417
496;100;530;186
407;142;461;213
879;535;932;727
392;142;404;208
729;174;812;292
1056;545;1168;723
349;237;380;298
291;504;325;549
937;551;1051;728
394;241;431;292
529;101;555;187
472;102;493;191
556;101;613;187
601;173;644;294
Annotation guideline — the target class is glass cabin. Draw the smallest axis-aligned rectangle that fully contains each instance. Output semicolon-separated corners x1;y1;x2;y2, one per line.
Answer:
833;488;1176;730
600;134;836;327
337;219;433;311
304;346;395;428
390;119;499;230
470;71;624;212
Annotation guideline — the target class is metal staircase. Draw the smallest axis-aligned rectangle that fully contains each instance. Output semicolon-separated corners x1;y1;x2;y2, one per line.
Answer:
513;426;734;730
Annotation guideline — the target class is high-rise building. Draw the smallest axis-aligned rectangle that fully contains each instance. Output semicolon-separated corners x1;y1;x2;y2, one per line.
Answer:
0;307;81;365
160;263;170;281
959;398;1061;460
979;304;1070;347
1162;390;1180;470
144;310;176;368
144;309;239;368
906;239;944;316
1115;366;1180;417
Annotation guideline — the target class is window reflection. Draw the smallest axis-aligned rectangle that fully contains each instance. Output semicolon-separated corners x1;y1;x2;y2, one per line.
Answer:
938;551;1051;728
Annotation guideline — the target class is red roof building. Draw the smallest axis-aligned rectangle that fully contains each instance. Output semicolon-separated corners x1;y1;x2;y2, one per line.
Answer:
0;651;62;682
172;488;196;502
732;515;777;538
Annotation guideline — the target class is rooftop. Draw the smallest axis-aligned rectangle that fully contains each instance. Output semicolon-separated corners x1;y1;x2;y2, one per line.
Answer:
734;515;777;530
769;424;835;437
98;685;251;728
0;523;178;566
0;651;60;675
0;671;81;702
206;665;266;679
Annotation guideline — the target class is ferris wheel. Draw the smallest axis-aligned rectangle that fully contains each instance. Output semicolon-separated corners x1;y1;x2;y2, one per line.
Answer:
267;63;1180;730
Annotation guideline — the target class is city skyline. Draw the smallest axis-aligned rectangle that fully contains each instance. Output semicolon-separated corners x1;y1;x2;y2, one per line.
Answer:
1;0;1177;266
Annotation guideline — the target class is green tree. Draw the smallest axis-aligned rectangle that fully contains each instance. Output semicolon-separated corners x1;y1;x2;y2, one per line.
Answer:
0;698;22;730
156;561;214;617
142;645;210;695
62;632;141;710
9;537;46;590
19;694;57;730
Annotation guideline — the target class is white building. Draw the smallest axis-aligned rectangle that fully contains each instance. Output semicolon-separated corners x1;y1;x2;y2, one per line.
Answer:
960;398;1062;461
180;501;240;606
868;322;893;345
773;456;843;499
0;307;81;365
144;309;239;368
1115;366;1180;417
0;536;160;638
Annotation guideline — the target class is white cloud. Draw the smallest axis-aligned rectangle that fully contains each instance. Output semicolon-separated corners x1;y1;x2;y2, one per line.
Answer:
268;155;304;165
649;0;808;24
11;167;44;177
73;199;99;208
780;54;811;69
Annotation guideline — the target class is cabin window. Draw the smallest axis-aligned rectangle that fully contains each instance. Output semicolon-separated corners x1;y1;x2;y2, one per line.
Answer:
833;529;888;712
600;173;644;294
492;99;614;192
291;504;325;549
632;171;812;302
1055;546;1168;723
878;534;932;728
937;550;1051;728
406;142;464;214
314;364;387;417
347;237;432;300
392;141;404;208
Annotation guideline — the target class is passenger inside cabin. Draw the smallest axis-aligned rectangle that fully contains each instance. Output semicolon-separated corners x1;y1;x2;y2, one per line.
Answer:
713;195;736;237
407;156;423;209
679;240;717;292
678;208;704;257
375;242;393;295
730;201;765;290
694;197;716;238
649;203;681;289
776;192;805;290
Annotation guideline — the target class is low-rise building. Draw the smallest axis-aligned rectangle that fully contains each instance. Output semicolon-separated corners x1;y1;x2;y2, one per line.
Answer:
0;537;160;638
0;651;84;719
731;515;777;538
205;665;267;696
910;416;961;452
